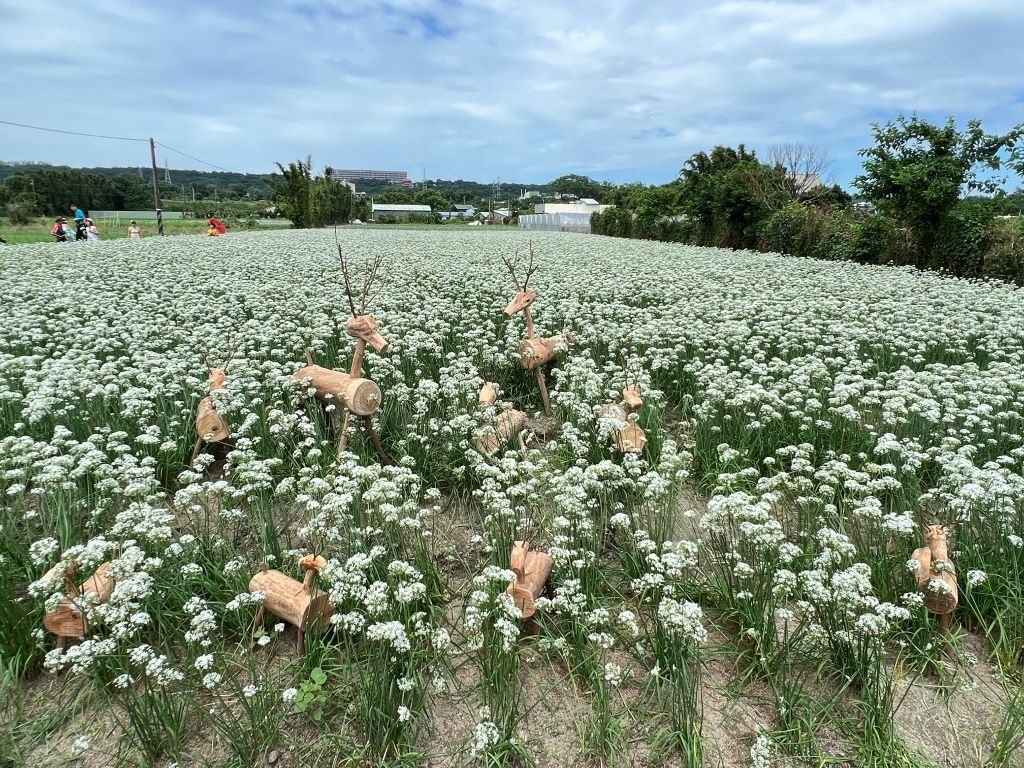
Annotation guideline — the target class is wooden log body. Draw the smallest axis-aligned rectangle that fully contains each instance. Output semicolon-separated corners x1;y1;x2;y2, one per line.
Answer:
345;315;389;354
623;386;643;413
597;404;647;454
517;336;562;370
506;541;553;620
195;368;230;443
292;365;382;416
504;290;537;317
248;556;333;634
42;562;115;638
479;382;498;406
918;525;958;615
475;409;527;455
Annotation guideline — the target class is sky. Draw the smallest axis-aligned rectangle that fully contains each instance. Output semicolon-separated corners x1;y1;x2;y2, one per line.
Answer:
1;0;1023;188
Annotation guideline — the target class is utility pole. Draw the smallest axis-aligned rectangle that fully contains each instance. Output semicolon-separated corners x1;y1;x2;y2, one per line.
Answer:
149;137;164;235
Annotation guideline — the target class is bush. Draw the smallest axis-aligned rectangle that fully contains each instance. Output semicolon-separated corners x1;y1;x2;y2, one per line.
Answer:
5;201;32;225
849;215;898;265
983;216;1024;285
811;211;855;262
933;202;995;278
760;203;811;257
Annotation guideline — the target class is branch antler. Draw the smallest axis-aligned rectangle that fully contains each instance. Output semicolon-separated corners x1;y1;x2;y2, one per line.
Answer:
501;253;522;292
523;242;538;291
337;244;359;318
360;253;386;315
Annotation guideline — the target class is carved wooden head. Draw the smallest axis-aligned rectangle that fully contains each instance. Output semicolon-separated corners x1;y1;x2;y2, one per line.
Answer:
504;290;537;317
208;368;227;390
345;314;389;353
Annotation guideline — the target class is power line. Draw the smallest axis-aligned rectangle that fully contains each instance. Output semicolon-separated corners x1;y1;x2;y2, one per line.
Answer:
0;119;147;143
1;120;240;174
155;142;234;173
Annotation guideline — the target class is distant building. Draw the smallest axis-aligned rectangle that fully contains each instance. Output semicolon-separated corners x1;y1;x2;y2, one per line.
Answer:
330;169;413;185
789;172;823;195
372;203;432;220
519;190;542;200
440;204;476;220
853;201;876;216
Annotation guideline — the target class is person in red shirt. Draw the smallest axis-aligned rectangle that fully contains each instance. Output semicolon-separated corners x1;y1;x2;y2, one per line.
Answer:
207;217;227;236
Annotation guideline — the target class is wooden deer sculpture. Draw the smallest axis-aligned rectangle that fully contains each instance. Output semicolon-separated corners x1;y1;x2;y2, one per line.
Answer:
910;524;958;631
474;381;527;455
501;247;564;417
292;248;389;462
40;561;115;647
190;345;237;467
597;364;647;454
250;554;333;655
507;541;553;620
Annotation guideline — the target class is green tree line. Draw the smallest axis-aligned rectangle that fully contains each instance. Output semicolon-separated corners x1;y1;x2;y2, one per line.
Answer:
593;116;1024;284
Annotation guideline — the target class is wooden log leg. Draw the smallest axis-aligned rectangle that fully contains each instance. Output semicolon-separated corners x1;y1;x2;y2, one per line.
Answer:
534;367;552;417
297;628;305;656
189;436;203;469
252;606;265;641
363;415;391;465
336;407;352;457
56;636;68;651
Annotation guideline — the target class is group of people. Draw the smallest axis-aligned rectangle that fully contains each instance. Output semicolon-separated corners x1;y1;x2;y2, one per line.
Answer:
50;205;143;242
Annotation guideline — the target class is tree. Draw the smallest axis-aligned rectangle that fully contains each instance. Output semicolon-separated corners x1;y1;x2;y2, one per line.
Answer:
376;186;413;204
548;174;606;201
679;145;786;248
271;157;313;228
413;188;449;212
310;176;353;227
854;115;1024;266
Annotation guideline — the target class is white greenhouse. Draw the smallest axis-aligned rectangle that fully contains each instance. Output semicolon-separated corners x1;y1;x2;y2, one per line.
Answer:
517;212;593;234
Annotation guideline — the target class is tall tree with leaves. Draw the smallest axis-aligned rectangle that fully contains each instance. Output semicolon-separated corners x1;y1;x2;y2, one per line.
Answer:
679;145;786;248
271;156;313;228
854;115;1024;266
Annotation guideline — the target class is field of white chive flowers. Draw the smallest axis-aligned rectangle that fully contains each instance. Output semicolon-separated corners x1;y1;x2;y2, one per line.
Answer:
2;227;1024;768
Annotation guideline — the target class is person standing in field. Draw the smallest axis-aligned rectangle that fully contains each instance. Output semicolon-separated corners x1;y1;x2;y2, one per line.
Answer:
128;220;142;239
51;217;69;242
71;205;87;240
85;218;100;241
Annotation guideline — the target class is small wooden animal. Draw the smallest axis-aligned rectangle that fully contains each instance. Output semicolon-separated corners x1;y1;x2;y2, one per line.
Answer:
910;524;958;630
40;561;115;644
249;555;334;655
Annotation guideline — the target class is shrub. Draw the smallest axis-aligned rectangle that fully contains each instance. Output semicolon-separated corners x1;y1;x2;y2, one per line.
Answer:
934;201;995;278
983;216;1024;285
850;215;897;265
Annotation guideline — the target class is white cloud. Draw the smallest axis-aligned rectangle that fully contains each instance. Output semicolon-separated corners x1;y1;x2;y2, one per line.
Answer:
1;0;1021;185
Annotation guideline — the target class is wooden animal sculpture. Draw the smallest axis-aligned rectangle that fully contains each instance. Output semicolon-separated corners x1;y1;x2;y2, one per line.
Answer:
474;381;527;455
292;248;389;462
249;554;333;655
191;347;236;467
40;561;115;646
501;247;564;416
507;541;553;620
598;370;647;454
910;524;958;630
